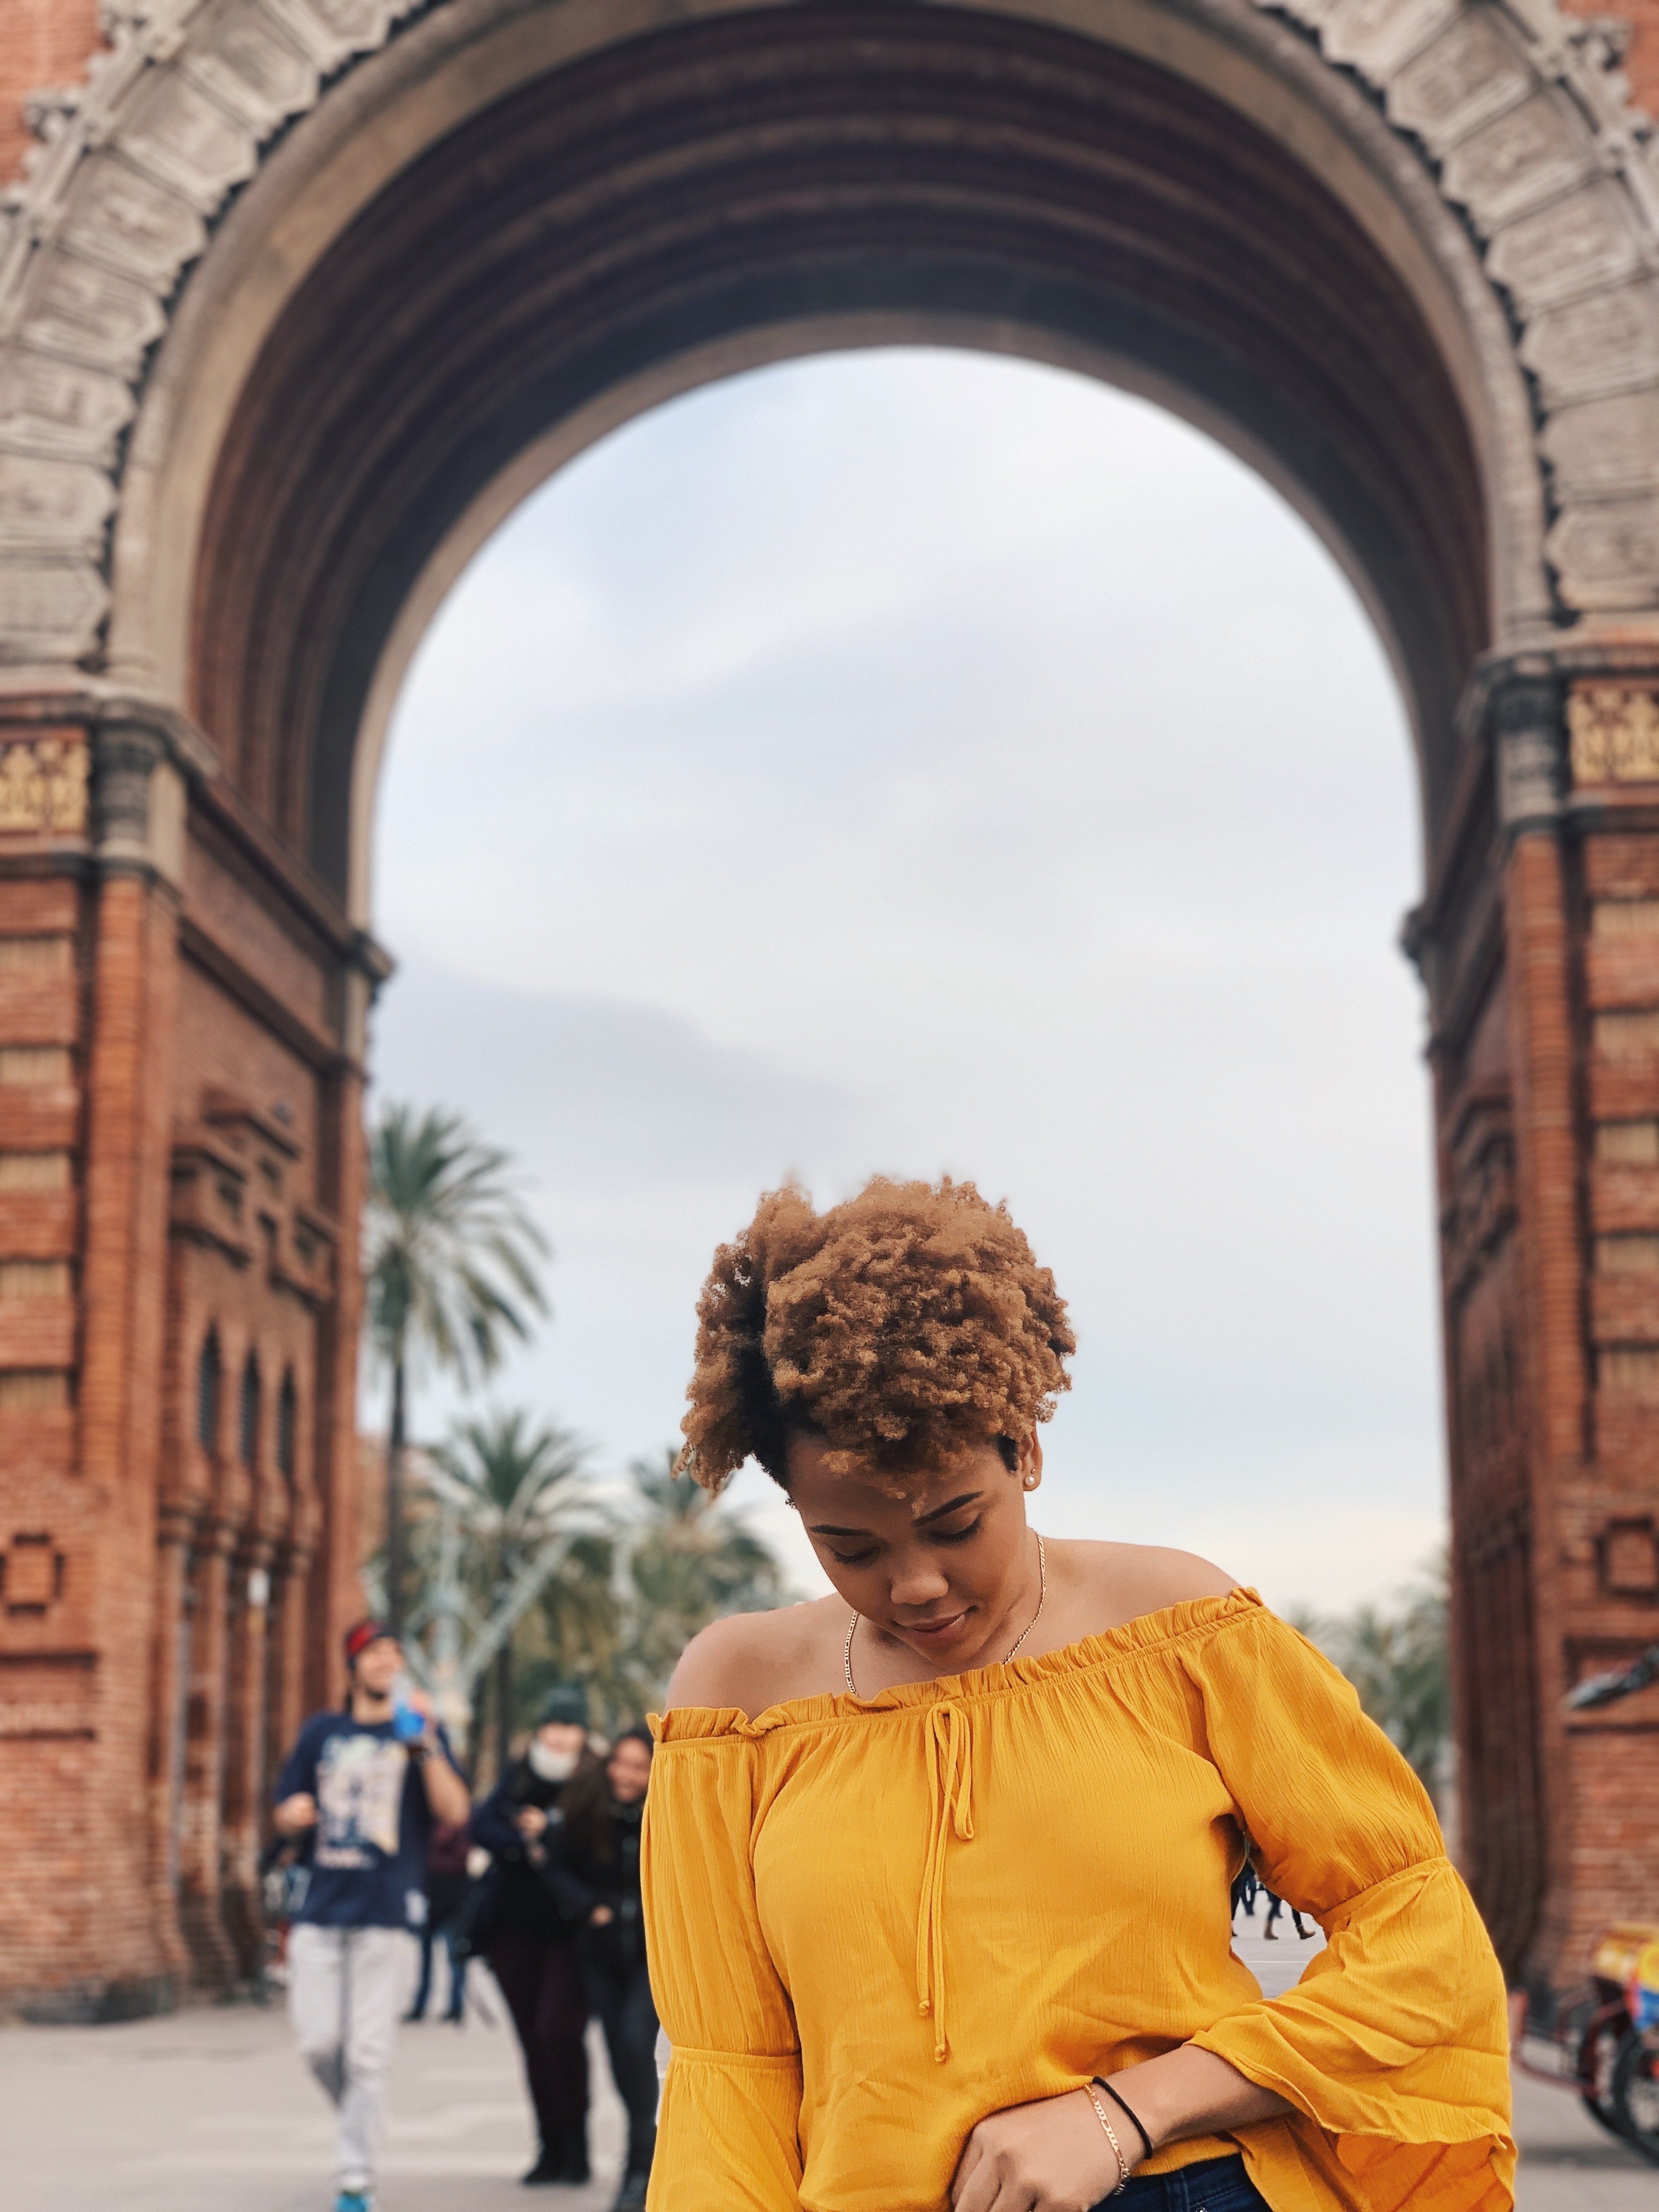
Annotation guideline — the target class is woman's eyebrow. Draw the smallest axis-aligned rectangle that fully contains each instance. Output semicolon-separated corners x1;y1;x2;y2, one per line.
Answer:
915;1490;984;1525
809;1489;985;1537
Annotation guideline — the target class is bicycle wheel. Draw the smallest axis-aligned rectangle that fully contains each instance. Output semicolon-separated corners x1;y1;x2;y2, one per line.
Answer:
1612;2031;1659;2163
1582;2019;1629;2140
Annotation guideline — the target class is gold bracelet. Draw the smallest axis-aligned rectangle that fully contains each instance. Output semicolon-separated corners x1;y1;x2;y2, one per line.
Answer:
1084;2086;1130;2198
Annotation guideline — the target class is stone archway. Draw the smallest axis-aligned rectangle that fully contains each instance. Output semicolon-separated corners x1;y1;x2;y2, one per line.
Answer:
1;0;1657;2015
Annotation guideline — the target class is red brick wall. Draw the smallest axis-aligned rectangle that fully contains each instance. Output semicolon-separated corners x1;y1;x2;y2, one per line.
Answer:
0;1;100;188
1576;0;1659;114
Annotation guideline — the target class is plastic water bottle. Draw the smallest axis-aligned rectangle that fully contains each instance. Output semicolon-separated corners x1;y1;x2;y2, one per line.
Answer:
391;1673;426;1743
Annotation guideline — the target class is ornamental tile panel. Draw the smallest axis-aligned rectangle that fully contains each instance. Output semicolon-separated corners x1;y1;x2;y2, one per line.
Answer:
1322;0;1463;81
184;4;321;132
0;354;135;467
115;69;262;211
0;454;116;554
18;250;168;379
1544;391;1659;497
1486;184;1645;313
61;156;208;288
0;558;108;664
1551;500;1659;611
1386;14;1535;155
1521;280;1659;409
1440;94;1601;234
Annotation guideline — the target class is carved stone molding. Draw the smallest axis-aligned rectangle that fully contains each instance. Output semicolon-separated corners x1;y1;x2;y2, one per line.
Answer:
1568;682;1659;781
1492;664;1567;824
1443;1085;1519;1301
0;0;430;664
0;733;89;833
0;0;1656;667
1256;0;1659;616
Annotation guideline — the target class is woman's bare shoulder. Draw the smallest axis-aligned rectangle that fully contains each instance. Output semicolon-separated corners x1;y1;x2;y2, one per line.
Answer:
665;1595;847;1718
1054;1537;1239;1630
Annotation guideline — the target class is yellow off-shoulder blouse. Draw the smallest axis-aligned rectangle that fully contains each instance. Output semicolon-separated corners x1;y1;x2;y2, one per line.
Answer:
642;1588;1514;2212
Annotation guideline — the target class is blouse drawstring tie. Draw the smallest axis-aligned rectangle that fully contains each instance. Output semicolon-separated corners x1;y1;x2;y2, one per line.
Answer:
916;1701;975;2062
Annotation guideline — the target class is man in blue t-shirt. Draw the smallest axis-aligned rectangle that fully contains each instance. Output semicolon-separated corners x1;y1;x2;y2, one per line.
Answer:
273;1619;470;2212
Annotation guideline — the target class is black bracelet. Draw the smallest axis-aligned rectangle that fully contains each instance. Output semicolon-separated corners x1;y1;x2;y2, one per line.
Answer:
1092;2078;1154;2166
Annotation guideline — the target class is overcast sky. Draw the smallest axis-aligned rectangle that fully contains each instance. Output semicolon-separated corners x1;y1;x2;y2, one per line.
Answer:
370;347;1445;1616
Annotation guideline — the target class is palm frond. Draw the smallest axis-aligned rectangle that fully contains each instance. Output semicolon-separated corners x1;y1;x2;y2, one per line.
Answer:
365;1103;549;1386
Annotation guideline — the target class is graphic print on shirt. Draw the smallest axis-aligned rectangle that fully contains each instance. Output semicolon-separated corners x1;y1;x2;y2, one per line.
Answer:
314;1729;408;1867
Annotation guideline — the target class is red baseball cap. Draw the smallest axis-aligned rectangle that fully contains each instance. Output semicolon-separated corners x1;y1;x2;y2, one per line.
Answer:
343;1618;396;1666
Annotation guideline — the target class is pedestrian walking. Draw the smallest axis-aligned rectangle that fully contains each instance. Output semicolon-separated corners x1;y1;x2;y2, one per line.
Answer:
643;1175;1513;2211
272;1619;470;2212
549;1727;658;2211
405;1819;472;2023
1261;1886;1314;1943
470;1684;599;2185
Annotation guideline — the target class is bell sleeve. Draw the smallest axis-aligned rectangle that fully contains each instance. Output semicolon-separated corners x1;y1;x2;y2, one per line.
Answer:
642;1712;803;2211
1184;1601;1515;2210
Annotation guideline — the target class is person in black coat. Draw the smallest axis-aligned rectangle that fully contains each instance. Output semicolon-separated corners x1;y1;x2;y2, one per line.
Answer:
548;1726;657;2212
469;1685;601;2185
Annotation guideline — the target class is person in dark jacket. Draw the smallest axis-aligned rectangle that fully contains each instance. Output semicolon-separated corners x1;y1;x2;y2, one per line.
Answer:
548;1726;657;2212
470;1685;601;2185
405;1818;471;2023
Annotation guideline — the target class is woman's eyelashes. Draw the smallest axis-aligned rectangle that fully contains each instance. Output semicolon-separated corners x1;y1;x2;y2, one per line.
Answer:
932;1518;983;1547
826;1519;983;1565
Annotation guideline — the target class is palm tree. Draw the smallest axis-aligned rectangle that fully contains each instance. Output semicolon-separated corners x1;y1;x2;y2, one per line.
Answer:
365;1104;549;1634
1299;1555;1450;1800
624;1447;791;1696
434;1408;594;1772
526;1528;629;1733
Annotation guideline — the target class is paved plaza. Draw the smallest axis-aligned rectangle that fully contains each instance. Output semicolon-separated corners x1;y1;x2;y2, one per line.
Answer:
1;1965;625;2212
2;1928;1652;2212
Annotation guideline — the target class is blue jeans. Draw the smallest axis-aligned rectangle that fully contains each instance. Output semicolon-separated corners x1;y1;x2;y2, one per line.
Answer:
1093;2153;1270;2210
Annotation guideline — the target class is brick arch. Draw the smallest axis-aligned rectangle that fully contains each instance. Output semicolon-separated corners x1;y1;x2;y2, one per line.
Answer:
0;0;1656;2018
186;2;1503;899
0;0;1652;700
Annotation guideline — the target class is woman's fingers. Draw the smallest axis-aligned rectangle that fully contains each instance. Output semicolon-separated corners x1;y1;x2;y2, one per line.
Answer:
949;2135;1013;2212
950;2123;993;2211
951;2120;1041;2212
951;2092;1118;2212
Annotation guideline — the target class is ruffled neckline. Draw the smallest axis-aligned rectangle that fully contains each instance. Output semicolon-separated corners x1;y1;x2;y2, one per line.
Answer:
653;1583;1265;1741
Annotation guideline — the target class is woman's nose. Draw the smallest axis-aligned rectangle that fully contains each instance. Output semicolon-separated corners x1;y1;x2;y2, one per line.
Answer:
888;1554;951;1607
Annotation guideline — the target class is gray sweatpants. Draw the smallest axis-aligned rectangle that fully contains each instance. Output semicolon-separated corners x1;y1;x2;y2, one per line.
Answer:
288;1922;418;2193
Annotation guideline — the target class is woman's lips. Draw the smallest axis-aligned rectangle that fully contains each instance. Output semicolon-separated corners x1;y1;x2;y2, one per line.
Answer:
899;1611;969;1640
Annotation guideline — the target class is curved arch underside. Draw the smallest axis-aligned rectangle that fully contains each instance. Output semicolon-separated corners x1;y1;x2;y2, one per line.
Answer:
189;3;1488;895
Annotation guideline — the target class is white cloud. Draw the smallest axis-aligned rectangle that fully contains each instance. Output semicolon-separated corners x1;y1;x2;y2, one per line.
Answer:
372;347;1443;1616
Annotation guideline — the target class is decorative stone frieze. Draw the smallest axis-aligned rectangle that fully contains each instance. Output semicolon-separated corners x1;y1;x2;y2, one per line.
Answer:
0;733;89;833
1568;683;1659;782
1543;391;1659;498
0;0;429;663
0;0;1654;657
1257;0;1659;615
1437;94;1596;230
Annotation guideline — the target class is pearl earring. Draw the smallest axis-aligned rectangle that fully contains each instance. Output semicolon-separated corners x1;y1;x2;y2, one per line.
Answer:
1023;1474;1039;1491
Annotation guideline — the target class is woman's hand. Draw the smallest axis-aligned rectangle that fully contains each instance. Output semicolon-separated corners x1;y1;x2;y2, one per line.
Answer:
514;1805;548;1839
950;2088;1124;2212
589;1905;616;1927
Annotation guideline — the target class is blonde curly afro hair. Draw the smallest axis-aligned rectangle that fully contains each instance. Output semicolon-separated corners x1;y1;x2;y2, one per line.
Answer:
675;1176;1074;1493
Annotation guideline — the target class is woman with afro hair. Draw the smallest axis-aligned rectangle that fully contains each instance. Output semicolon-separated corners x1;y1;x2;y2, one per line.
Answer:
641;1177;1511;2212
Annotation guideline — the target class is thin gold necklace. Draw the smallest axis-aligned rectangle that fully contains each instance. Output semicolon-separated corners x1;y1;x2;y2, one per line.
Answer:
843;1532;1046;1696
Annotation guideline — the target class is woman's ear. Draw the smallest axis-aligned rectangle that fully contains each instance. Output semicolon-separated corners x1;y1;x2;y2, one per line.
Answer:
1018;1426;1043;1493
